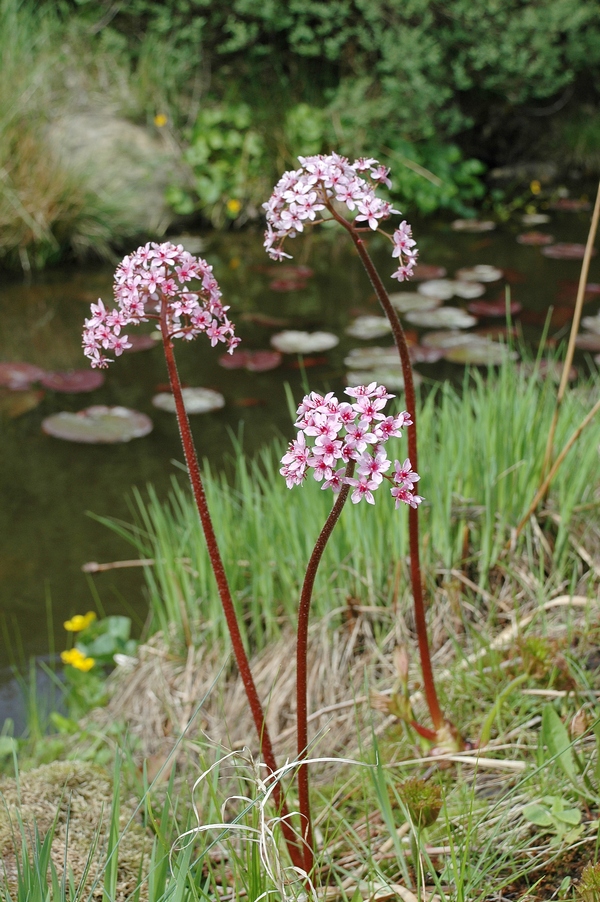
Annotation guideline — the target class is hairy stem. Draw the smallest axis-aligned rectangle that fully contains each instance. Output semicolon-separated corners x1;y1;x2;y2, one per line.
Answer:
296;460;355;874
328;207;444;732
160;307;303;870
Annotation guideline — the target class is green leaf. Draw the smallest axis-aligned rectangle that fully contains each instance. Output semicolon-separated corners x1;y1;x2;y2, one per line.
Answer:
0;736;16;758
553;807;581;826
541;704;577;779
522;803;553;827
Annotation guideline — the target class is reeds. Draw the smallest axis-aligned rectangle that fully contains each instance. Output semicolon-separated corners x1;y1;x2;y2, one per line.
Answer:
101;355;600;655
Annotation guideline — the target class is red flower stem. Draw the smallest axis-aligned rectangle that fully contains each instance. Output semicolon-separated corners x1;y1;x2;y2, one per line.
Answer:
327;207;444;732
160;308;303;870
296;459;355;874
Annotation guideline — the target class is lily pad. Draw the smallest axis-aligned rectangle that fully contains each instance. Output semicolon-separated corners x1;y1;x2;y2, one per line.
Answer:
444;340;518;366
269;279;308;292
124;334;159;352
42;406;153;443
455;265;503;283
516;232;554;246
245;350;283;372
409;345;444;364
346;316;393;339
522;213;550;225
411;264;447;281
581;316;600;335
152;388;225;414
346;369;422;392
467;299;522;317
389;292;441;313
344;346;400;370
451;219;496;232
218;350;282;372
40;370;105;393
517;360;577;382
270;331;339;354
422;330;483;349
549;198;591;212
453;280;486;299
575;332;600;351
405;307;478;329
0;389;44;418
0;362;46;390
542;243;595;260
266;264;313;280
418;280;456;300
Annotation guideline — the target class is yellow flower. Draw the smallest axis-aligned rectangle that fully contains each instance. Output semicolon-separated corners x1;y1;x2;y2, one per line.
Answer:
154;113;168;128
226;198;242;215
63;611;96;632
61;648;95;672
530;180;541;195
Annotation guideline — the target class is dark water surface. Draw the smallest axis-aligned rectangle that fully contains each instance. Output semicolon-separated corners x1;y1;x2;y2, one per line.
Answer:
1;213;599;697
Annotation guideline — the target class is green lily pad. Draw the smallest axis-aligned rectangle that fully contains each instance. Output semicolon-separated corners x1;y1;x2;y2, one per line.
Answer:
444;340;518;365
453;280;486;299
346;316;393;339
344;346;401;370
270;331;339;353
522;213;550;225
0;362;46;390
346;368;422;392
455;265;503;283
422;330;485;349
418;280;456;300
152;387;225;414
389;292;441;313
581;316;600;335
42;406;153;443
451;219;496;232
405;307;478;329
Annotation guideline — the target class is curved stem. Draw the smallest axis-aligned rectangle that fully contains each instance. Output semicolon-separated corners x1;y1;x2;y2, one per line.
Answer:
327;208;444;732
296;460;355;874
160;306;303;870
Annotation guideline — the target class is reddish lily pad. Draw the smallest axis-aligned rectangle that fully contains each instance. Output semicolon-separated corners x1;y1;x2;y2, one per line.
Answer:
411;264;447;281
124;334;158;352
409;345;444;364
266;264;314;280
269;279;308;292
0;389;44;418
520;307;574;328
241;312;291;328
245;350;282;372
455;265;503;283
288;356;329;368
549;198;591;212
0;362;46;390
233;397;266;407
271;331;339;353
467;299;522;317
40;370;105;393
152;388;225;414
42;406;153;443
218;350;249;369
451;219;496;232
542;243;596;260
516;231;554;246
575;333;600;351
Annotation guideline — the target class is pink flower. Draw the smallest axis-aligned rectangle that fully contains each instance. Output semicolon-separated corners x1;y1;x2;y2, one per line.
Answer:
393;458;420;487
83;242;238;367
346;476;379;505
391;485;424;509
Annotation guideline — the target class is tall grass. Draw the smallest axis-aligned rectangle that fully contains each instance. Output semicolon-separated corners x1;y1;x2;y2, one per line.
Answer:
99;359;600;652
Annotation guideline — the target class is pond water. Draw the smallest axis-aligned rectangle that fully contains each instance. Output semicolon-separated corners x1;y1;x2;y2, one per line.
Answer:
1;209;599;720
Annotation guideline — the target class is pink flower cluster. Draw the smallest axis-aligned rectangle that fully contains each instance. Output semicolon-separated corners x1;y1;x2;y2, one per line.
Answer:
263;153;418;282
280;383;423;508
83;242;240;368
